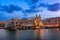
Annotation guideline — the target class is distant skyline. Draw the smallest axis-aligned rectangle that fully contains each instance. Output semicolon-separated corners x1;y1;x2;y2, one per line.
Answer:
0;0;60;20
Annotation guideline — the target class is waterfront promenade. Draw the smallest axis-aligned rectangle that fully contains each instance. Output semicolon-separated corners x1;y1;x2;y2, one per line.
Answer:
0;26;60;30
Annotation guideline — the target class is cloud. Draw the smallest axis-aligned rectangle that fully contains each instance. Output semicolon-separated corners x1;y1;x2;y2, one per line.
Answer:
38;3;60;11
0;4;22;13
22;8;40;18
0;4;40;13
25;1;60;12
0;0;60;15
0;4;41;13
23;9;40;13
39;3;49;7
24;0;39;5
0;11;24;20
22;9;40;17
47;3;60;11
31;0;39;4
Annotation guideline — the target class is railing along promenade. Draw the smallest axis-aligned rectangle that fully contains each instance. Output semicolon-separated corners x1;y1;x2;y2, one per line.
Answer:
0;25;60;29
0;26;60;29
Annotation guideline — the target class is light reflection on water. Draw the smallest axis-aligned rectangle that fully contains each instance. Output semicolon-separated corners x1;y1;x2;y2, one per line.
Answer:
0;28;60;40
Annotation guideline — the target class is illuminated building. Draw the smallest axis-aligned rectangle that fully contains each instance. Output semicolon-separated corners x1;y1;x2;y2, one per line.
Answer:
34;15;44;28
5;18;21;29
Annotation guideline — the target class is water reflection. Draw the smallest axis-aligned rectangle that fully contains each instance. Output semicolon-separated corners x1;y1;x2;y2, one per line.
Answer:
0;29;8;40
0;28;60;40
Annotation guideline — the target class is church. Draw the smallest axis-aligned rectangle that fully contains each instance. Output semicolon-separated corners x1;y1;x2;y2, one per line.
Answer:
34;15;44;28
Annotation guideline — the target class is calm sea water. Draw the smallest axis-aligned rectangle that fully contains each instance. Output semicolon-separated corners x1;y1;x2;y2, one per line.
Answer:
0;28;60;40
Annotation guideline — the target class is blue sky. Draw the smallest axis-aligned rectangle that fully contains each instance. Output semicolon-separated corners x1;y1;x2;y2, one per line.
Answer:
0;0;60;20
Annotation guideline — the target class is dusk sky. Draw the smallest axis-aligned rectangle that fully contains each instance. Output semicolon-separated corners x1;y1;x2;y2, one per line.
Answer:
0;0;60;20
